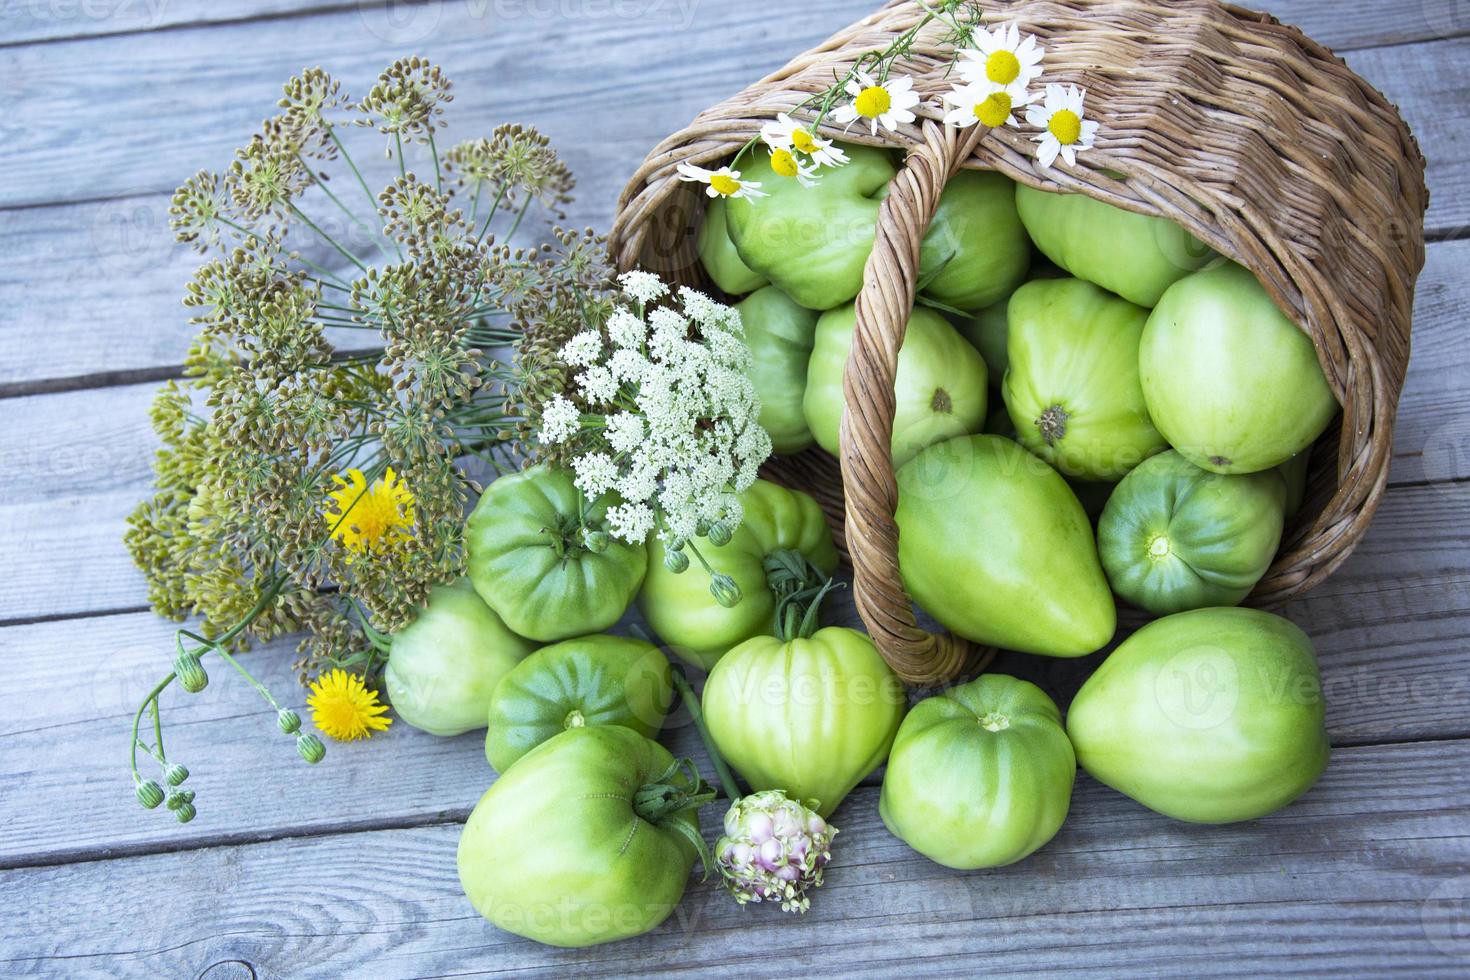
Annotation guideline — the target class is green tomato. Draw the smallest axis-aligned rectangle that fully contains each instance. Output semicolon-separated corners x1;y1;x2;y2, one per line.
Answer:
917;170;1031;312
485;634;674;773
725;143;896;310
703;626;906;817
805;302;988;468
384;578;535;737
957;262;1064;386
466;465;648;642
698;196;767;295
896;434;1115;656
639;480;838;670
1140;262;1339;474
1278;449;1311;519
1016;185;1216;307
1003;277;1168;481
458;726;699;947
1067;607;1330;823
737;286;819;454
879;674;1075;869
1098;451;1287;616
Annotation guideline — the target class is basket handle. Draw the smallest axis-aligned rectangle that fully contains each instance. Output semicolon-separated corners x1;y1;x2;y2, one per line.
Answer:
839;119;989;685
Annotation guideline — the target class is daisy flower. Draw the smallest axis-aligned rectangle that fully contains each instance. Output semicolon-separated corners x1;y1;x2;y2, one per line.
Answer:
831;70;919;136
766;146;821;187
958;24;1046;92
677;162;767;200
760;113;849;169
1026;84;1100;168
942;81;1034;130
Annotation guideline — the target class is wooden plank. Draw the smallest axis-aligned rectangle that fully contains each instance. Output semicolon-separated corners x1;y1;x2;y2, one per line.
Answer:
0;1;1464;234
4;739;1468;975
9;0;1465;50
2;476;1467;868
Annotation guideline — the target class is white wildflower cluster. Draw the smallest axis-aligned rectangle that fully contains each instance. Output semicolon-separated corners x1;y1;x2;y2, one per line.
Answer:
537;270;772;546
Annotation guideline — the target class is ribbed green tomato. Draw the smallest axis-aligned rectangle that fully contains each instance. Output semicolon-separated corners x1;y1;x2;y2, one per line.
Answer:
466;466;648;642
457;727;701;947
725;143;896;310
736;286;819;454
697;196;766;295
917;170;1030;312
484;634;673;773
384;578;535;737
1067;607;1330;824
880;674;1075;869
1140;262;1339;474
805;303;988;467
703;626;906;817
639;480;838;670
895;435;1115;656
1003;278;1167;481
1016;186;1216;307
1098;451;1287;616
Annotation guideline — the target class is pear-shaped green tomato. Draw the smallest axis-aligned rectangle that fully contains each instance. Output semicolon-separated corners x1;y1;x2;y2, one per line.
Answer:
384;578;535;737
698;196;767;295
736;286;819;454
895;435;1115;656
466;466;649;642
639;480;838;670
704;626;906;817
1067;607;1330;824
1140;262;1339;474
805;303;988;468
1016;185;1216;307
880;674;1075;869
1098;451;1287;616
1003;278;1167;481
725;143;896;310
917;170;1031;312
457;727;701;947
484;634;674;773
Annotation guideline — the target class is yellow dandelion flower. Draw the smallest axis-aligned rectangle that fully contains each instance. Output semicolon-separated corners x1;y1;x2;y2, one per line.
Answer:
323;467;415;560
306;668;393;741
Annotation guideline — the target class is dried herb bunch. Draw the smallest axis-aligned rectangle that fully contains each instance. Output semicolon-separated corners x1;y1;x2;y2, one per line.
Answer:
125;60;614;822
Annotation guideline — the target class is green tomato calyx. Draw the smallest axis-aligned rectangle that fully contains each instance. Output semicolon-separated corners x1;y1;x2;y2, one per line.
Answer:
1146;533;1172;561
1036;404;1070;447
632;757;717;876
930;387;954;415
978;711;1011;732
766;549;843;641
563;709;586;730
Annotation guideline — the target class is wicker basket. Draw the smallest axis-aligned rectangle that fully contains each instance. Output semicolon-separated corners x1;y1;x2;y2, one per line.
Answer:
608;0;1427;684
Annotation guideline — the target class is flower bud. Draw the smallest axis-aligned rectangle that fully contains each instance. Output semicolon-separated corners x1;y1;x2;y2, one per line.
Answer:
174;653;208;693
710;573;743;608
583;529;611;554
135;780;165;810
668;536;688;553
663;548;691;574
164;763;190;786
277;708;302;734
165;789;194;811
297;733;326;764
707;521;733;547
175;802;197;824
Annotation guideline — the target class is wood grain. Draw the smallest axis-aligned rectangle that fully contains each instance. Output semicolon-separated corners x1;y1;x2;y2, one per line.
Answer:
4;739;1469;975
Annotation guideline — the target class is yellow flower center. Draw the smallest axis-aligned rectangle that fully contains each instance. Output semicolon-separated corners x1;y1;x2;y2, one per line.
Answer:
973;91;1013;128
324;467;415;562
1049;109;1083;145
790;129;818;154
854;85;891;119
709;173;742;196
986;50;1022;85
770;148;799;178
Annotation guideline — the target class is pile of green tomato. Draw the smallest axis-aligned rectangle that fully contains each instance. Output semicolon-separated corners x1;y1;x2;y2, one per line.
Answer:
383;143;1339;948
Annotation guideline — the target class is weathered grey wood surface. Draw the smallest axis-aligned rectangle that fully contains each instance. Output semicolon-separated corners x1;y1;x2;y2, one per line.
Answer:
1;0;1467;976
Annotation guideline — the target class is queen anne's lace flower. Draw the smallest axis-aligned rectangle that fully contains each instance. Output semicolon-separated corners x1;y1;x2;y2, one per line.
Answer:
547;273;771;545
